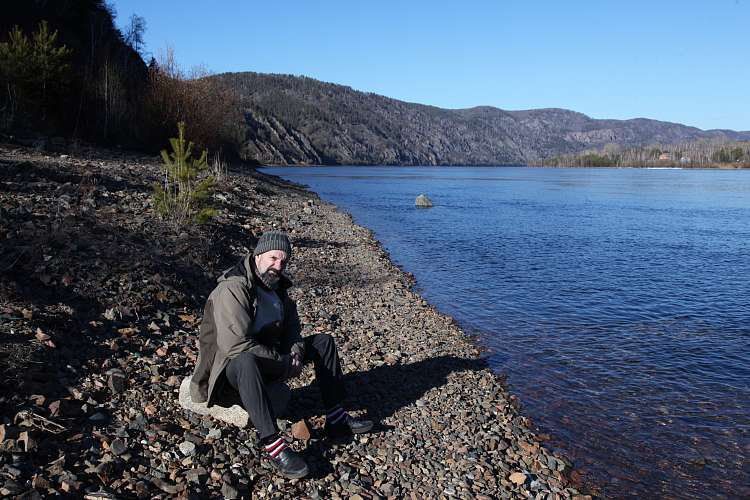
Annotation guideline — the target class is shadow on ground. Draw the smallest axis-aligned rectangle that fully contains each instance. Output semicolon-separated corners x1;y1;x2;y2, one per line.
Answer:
288;354;486;423
282;355;486;479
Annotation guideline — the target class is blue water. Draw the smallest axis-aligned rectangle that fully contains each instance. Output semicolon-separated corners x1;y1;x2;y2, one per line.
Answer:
263;166;750;498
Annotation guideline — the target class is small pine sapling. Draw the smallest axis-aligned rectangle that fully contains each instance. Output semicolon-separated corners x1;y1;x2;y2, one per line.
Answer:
153;122;218;226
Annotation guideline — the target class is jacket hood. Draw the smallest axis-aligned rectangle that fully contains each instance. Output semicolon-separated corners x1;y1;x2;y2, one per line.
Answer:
217;254;293;290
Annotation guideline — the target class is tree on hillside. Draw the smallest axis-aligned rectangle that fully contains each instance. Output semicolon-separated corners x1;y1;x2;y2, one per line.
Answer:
124;14;146;56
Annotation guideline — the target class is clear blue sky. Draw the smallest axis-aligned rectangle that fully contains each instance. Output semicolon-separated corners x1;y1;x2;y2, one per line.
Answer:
111;0;749;131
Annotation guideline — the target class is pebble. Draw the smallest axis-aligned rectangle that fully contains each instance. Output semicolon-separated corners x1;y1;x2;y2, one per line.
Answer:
179;440;197;456
291;419;311;441
185;467;206;484
221;480;239;499
509;472;527;485
0;480;22;496
107;370;126;394
151;477;178;494
109;438;127;456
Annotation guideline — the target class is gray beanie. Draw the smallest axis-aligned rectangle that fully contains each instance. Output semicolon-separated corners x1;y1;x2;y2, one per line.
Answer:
253;231;292;258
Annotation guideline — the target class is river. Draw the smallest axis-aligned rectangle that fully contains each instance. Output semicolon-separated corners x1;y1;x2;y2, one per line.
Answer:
262;166;750;498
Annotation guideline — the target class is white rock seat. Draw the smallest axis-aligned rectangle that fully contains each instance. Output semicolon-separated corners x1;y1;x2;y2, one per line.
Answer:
178;377;291;428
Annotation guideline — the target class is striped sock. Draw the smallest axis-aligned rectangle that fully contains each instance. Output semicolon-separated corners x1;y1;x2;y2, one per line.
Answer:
326;405;349;426
263;436;287;458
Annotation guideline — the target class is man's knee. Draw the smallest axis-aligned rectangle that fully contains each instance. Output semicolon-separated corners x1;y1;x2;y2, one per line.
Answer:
230;351;260;377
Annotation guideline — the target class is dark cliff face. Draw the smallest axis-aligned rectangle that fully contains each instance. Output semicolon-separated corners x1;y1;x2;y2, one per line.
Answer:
215;72;750;166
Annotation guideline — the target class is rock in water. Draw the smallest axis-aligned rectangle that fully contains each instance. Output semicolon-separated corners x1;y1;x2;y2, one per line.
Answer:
415;194;433;208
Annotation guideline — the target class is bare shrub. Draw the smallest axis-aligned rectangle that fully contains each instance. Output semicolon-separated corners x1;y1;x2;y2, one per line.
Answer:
210;150;228;182
145;47;241;153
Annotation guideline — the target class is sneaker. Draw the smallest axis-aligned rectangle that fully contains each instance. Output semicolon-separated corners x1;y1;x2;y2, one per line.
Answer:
268;447;309;479
325;416;374;438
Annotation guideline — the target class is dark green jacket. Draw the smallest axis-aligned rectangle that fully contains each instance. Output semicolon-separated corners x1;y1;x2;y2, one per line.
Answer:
189;254;304;406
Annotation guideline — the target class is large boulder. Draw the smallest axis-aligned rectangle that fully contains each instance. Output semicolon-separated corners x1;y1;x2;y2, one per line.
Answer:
415;194;433;208
178;377;291;428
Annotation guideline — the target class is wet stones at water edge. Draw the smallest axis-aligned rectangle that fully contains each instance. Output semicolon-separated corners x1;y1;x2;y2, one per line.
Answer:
415;193;433;208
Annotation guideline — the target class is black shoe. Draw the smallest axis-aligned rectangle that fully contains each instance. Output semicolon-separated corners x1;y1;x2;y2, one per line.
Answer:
325;416;374;438
268;447;309;479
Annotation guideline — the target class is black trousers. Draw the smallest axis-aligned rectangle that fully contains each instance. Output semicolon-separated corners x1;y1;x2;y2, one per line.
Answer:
224;333;345;439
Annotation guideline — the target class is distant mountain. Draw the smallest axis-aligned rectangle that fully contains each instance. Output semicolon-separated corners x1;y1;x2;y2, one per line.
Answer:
214;72;750;166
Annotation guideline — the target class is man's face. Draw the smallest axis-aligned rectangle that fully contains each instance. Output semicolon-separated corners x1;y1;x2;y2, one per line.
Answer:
254;250;288;287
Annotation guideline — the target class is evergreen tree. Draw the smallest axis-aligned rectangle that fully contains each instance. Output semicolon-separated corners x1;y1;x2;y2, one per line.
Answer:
153;122;218;226
124;14;147;56
0;21;71;127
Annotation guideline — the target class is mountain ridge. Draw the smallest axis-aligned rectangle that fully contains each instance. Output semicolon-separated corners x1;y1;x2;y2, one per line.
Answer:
213;71;750;166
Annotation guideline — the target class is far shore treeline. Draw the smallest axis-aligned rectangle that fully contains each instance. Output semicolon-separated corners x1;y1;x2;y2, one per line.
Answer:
1;1;749;168
536;141;750;169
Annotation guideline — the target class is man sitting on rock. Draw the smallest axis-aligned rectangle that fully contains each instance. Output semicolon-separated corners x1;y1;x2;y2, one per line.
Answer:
189;230;372;479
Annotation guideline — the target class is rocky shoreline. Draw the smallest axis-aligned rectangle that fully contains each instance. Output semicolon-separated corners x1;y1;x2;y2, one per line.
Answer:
0;143;589;498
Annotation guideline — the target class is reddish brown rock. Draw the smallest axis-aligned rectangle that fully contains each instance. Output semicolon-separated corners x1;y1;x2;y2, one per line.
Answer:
291;419;311;442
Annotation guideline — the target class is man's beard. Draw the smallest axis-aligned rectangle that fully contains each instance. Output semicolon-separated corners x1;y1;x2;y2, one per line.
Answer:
261;269;281;288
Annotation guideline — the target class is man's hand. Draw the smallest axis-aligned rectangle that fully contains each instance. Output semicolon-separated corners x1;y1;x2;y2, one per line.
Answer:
287;352;303;379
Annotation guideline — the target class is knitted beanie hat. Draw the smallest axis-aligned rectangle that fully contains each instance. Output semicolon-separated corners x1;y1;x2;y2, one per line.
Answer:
253;231;292;258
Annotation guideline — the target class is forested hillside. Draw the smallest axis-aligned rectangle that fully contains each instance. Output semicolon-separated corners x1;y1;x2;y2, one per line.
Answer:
0;0;156;147
0;0;239;152
216;72;750;166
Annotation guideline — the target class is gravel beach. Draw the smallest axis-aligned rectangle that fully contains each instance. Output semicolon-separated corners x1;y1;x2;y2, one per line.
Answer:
0;143;589;498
